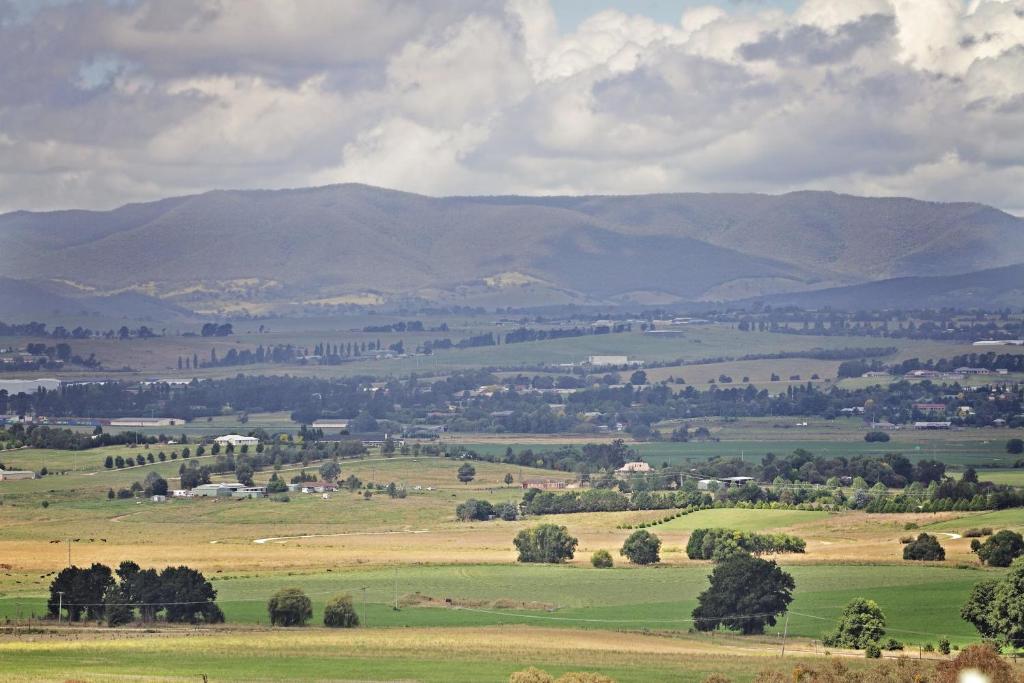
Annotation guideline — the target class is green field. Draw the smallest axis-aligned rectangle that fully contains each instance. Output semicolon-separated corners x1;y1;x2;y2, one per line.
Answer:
656;508;829;533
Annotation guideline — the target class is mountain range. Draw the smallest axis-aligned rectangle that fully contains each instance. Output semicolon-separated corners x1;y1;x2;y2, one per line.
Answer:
1;184;1021;318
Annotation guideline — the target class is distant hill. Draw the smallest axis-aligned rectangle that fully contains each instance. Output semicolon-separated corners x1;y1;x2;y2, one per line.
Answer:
0;278;190;321
1;184;1021;313
749;263;1024;310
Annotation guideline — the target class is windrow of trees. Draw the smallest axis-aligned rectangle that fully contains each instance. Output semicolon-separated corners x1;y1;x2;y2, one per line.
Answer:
48;561;222;625
685;528;806;560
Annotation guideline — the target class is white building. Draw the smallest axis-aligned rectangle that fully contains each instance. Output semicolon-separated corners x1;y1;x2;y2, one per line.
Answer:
0;469;36;481
616;461;653;474
110;417;186;427
587;355;637;367
214;434;259;447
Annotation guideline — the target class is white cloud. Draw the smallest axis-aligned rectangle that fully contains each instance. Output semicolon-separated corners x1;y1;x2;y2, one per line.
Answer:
1;0;1024;213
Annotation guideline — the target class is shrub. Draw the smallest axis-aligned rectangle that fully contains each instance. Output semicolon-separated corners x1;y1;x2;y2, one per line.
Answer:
903;533;945;561
884;638;903;651
935;644;1017;683
620;530;661;565
864;643;881;658
938;636;950;655
923;643;934;652
864;431;890;443
267;587;312;627
323;593;359;628
963;528;984;538
456;499;494;521
591;550;613;568
903;522;918;530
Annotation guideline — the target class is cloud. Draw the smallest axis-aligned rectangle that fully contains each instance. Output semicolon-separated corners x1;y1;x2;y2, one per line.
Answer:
1;0;1024;213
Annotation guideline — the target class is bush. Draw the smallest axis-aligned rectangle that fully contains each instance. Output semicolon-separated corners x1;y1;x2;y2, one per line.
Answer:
686;528;806;560
591;549;613;568
864;431;890;443
323;593;359;628
267;587;312;626
620;530;661;565
513;524;578;564
903;533;945;561
823;598;886;650
864;643;881;658
935;644;1017;683
456;499;494;521
884;638;903;651
938;637;950;655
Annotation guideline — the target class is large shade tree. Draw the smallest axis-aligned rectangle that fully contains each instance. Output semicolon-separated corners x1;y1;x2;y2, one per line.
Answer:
692;553;794;635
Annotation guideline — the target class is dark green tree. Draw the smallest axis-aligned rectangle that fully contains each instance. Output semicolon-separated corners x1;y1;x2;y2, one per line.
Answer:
692;553;794;635
620;530;661;565
457;463;476;484
903;533;945;561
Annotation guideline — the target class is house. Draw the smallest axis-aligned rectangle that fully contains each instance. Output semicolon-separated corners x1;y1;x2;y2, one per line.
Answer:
914;421;952;430
359;433;405;448
861;371;891;378
913;403;947;414
214;434;259;448
870;421;898;430
905;370;943;379
697;479;721;491
954;367;992;375
616;461;653;474
0;469;36;481
150;495;167;502
171;489;193;498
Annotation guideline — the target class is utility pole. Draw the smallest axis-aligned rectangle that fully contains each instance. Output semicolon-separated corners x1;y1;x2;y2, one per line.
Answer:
57;591;64;624
67;538;72;567
779;612;790;657
393;566;399;611
361;586;367;627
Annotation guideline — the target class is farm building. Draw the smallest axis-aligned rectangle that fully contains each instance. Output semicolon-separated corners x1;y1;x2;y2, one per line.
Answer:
312;420;349;430
587;355;639;367
914;421;952;430
110;417;186;427
697;479;720;491
913;403;947;414
721;476;756;487
232;486;267;499
214;434;259;447
521;479;570;490
0;469;36;481
616;461;653;474
191;483;246;497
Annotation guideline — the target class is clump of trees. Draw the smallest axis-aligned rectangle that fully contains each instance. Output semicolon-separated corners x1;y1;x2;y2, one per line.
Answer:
267;587;313;627
513;524;578;564
455;499;516;521
973;530;1024;567
686;528;806;560
48;561;222;625
822;598;887;650
620;530;660;565
961;558;1024;648
323;593;359;628
902;533;945;561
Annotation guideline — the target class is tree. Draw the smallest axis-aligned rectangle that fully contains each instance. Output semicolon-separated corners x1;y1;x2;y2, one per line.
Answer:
629;370;647;385
513;524;578;564
989;557;1024;648
975;530;1024;567
691;553;794;635
267;587;312;626
323;593;360;628
620;530;661;565
591;549;613;568
104;456;113;469
903;533;945;561
160;566;223;623
455;499;494;521
864;431;890;443
457;463;476;484
822;598;886;649
319;461;341;482
504;473;514;486
1006;438;1024;455
47;563;115;622
143;471;168;497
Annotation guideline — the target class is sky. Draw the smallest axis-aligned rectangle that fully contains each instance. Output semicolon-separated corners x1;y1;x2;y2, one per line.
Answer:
2;0;1024;213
